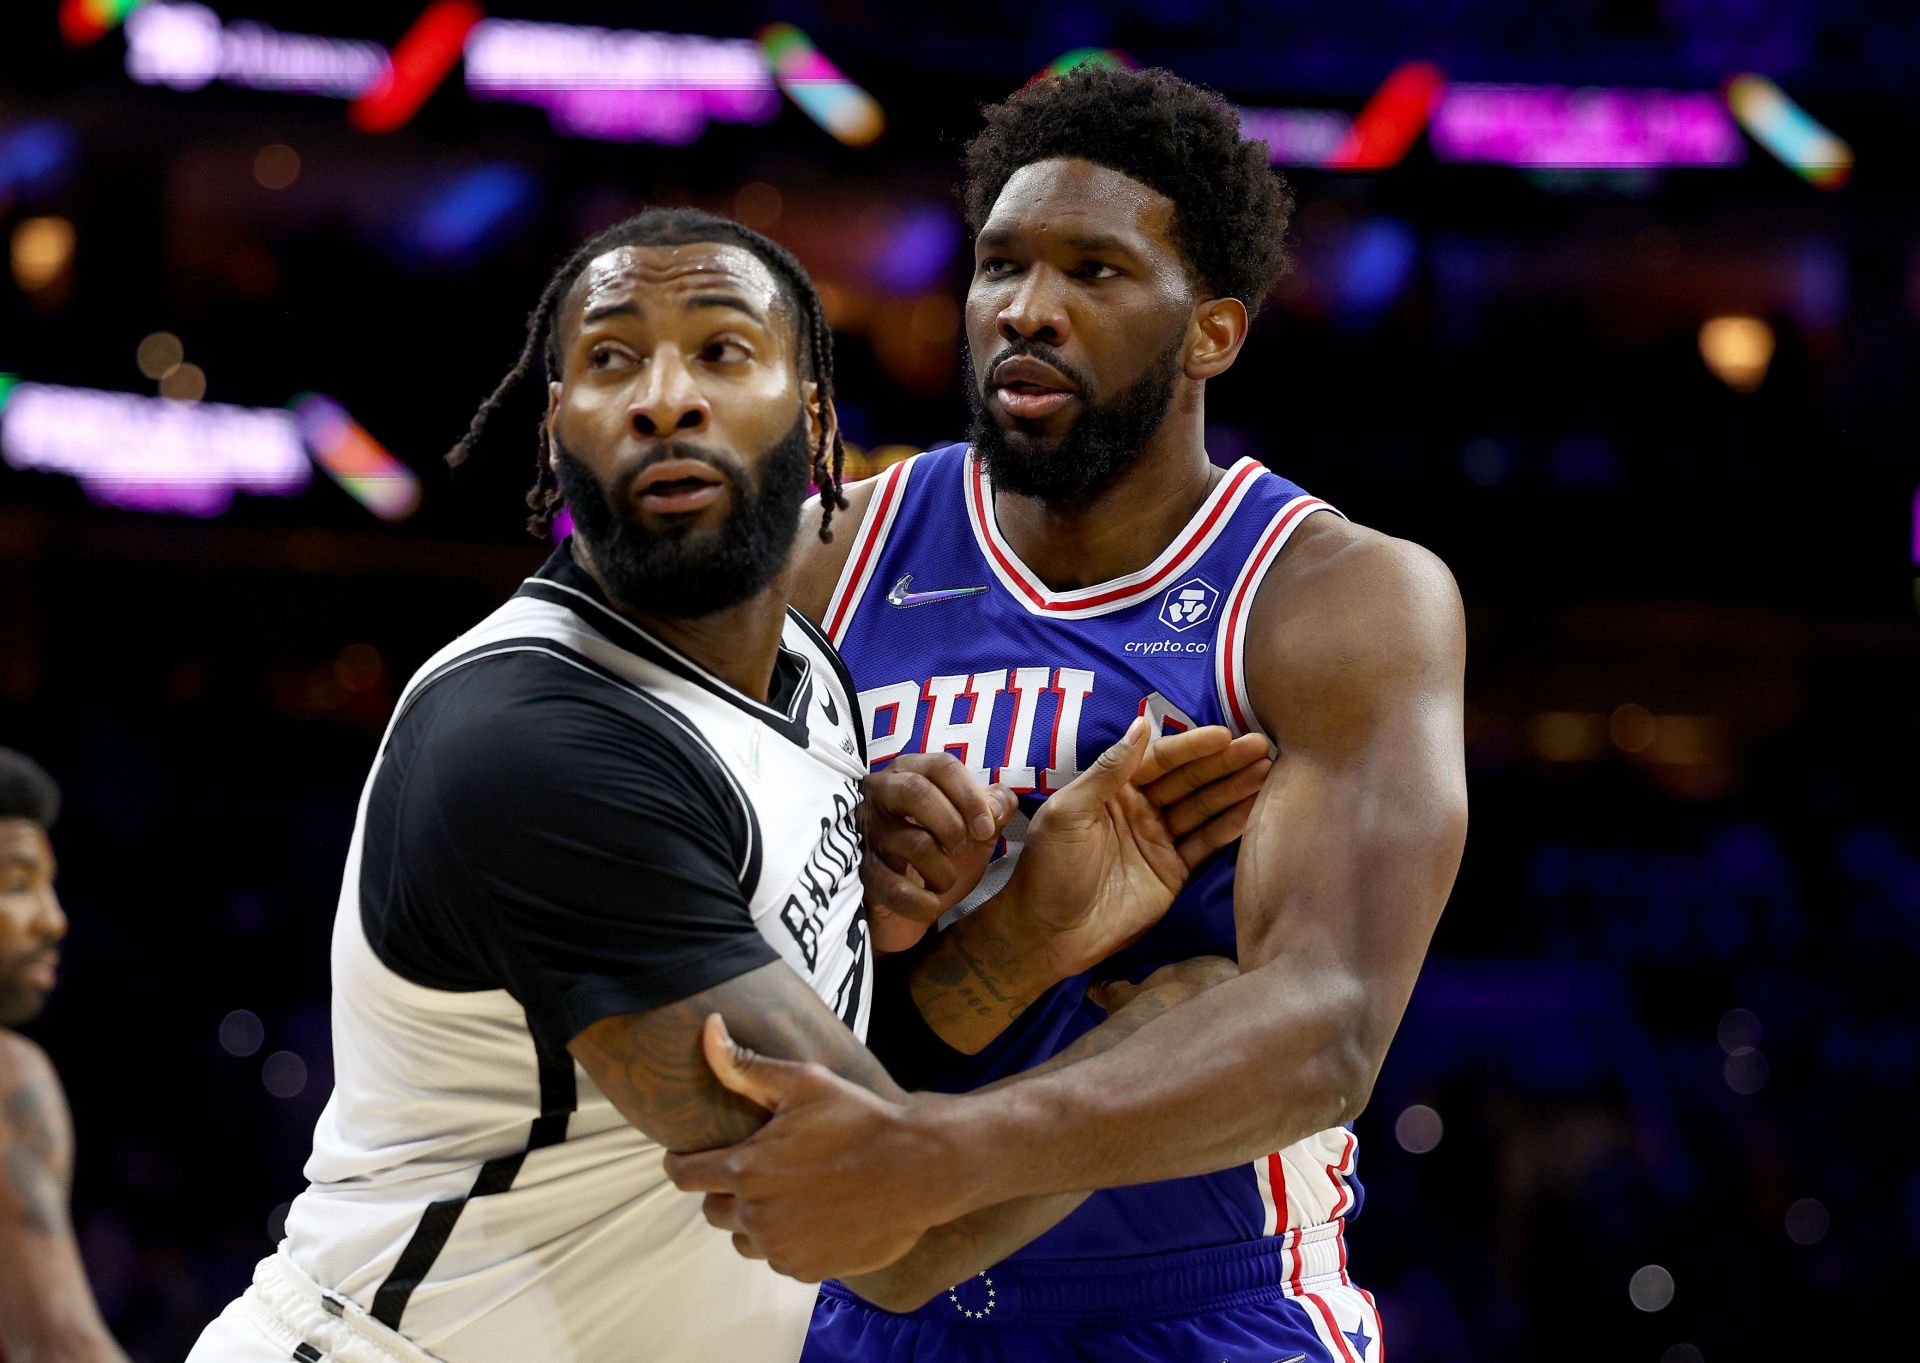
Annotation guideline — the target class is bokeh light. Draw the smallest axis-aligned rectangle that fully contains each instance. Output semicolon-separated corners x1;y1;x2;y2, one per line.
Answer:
1629;1264;1676;1312
11;215;75;292
1724;1046;1770;1095
253;143;301;190
158;361;207;403
218;1009;265;1057
1699;316;1775;393
261;1050;308;1099
136;331;184;380
1785;1197;1830;1245
1394;1104;1443;1153
1716;1007;1762;1053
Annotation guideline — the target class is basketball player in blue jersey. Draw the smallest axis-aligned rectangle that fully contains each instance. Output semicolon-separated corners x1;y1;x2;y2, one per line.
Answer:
667;67;1469;1361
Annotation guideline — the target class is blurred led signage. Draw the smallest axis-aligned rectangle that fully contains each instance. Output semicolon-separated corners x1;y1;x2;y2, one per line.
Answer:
1431;83;1743;167
292;394;421;522
759;25;884;147
125;2;389;97
1725;75;1852;189
0;380;310;516
1239;108;1354;167
463;19;779;144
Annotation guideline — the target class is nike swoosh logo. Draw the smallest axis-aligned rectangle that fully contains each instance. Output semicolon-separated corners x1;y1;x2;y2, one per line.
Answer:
1274;1355;1307;1363
887;574;988;609
822;690;838;724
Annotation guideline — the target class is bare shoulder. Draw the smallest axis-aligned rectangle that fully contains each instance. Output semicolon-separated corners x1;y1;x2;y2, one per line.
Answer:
1245;516;1465;740
788;474;887;625
0;1029;55;1090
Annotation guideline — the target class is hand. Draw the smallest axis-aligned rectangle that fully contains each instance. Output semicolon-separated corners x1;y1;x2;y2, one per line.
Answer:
1010;720;1262;978
859;755;1019;954
1089;955;1241;1016
664;1016;961;1281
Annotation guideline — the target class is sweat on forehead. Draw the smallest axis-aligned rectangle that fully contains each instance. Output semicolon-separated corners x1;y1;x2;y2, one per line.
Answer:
557;242;795;346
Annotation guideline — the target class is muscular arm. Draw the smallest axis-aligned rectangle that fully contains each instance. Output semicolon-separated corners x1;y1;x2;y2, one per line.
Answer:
934;523;1468;1203
788;479;880;626
0;1032;129;1363
574;960;1081;1311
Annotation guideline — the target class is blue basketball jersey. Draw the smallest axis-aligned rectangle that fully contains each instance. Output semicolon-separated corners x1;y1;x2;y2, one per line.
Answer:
826;442;1364;1264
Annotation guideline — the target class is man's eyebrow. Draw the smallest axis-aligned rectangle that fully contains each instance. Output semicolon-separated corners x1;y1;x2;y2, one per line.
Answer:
684;292;769;325
580;300;639;326
976;227;1138;257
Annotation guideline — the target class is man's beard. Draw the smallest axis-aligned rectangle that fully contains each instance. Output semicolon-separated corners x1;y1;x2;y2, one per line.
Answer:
552;414;811;620
0;953;52;1026
966;333;1183;507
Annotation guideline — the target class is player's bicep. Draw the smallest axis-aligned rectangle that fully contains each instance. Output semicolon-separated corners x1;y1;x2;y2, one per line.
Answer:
569;959;903;1154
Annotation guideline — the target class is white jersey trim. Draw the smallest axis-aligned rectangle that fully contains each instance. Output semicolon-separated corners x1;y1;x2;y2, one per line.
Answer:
1212;494;1344;738
965;452;1267;619
823;453;920;645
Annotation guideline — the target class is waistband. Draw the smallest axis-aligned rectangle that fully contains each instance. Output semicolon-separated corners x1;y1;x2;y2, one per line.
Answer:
820;1221;1352;1327
242;1248;446;1363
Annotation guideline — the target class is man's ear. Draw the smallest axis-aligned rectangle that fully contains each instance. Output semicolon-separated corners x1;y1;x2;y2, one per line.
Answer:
802;380;839;455
1185;297;1250;381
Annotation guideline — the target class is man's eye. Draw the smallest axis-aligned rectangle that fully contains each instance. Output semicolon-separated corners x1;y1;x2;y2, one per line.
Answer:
588;347;630;370
704;340;750;363
980;259;1018;278
1078;261;1119;280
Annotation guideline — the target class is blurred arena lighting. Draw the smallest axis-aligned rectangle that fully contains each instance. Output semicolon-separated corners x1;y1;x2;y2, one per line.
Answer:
1530;711;1607;762
760;24;884;148
1429;84;1743;168
875;204;964;293
405;164;536;263
1333;218;1417;317
1716;1007;1762;1053
136;331;185;380
124;2;390;98
261;1049;308;1098
733;181;783;230
10;215;75;293
1723;1046;1770;1095
60;0;148;48
251;142;300;189
463;19;779;145
1393;1104;1443;1153
1725;74;1853;189
266;1201;292;1243
1784;1197;1830;1246
1239;108;1354;167
333;644;384;693
1628;1264;1676;1312
1608;703;1657;753
291;393;421;523
1039;48;1136;80
158;360;208;403
348;0;482;135
1698;315;1775;392
217;1008;265;1057
1326;61;1445;170
1660;1346;1705;1363
0;121;80;204
0;380;311;514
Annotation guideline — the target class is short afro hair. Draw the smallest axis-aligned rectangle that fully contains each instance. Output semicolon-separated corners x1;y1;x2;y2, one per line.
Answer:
962;65;1295;318
0;748;59;828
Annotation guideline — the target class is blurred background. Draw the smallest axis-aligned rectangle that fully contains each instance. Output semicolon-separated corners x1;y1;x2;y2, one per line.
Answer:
2;2;1916;1359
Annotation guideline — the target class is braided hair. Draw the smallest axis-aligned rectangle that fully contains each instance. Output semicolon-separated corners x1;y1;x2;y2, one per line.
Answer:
447;207;847;541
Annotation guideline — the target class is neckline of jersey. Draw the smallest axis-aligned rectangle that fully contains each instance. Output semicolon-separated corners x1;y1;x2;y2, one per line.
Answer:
965;449;1268;615
526;542;813;726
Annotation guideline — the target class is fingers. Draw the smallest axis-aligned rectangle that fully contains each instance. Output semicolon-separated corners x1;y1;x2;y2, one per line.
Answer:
869;905;934;955
1174;795;1257;872
861;849;944;925
1140;731;1270;806
1058;716;1148;804
1161;756;1271;839
1130;724;1231;787
868;754;1003;846
699;1013;810;1112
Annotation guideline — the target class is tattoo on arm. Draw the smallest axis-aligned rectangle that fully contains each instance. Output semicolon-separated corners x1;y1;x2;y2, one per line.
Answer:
2;1075;70;1235
909;913;1042;1052
569;960;904;1154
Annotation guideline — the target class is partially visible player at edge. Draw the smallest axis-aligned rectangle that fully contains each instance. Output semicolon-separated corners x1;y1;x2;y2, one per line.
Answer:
668;67;1469;1362
184;206;1266;1363
0;748;130;1363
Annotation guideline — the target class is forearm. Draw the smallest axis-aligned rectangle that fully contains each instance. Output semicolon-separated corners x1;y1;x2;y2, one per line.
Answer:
0;1273;129;1363
905;888;1062;1055
943;958;1370;1211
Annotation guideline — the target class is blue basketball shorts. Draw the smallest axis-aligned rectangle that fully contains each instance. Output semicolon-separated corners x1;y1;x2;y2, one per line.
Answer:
803;1224;1385;1363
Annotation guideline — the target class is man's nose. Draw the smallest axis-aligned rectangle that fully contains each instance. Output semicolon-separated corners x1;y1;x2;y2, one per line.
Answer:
629;350;710;438
998;269;1070;348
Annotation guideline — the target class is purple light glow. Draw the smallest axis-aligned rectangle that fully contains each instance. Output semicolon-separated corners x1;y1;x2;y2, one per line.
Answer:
0;382;309;516
125;2;389;98
1431;84;1744;168
463;19;778;145
1239;107;1354;167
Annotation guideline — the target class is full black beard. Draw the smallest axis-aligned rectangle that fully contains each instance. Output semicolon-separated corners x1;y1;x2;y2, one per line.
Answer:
966;334;1183;507
552;414;811;619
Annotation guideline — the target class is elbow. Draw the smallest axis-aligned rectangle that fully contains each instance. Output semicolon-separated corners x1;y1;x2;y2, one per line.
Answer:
1292;1033;1376;1134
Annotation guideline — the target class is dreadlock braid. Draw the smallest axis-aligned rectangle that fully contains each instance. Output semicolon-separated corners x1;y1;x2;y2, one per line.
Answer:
446;206;847;541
